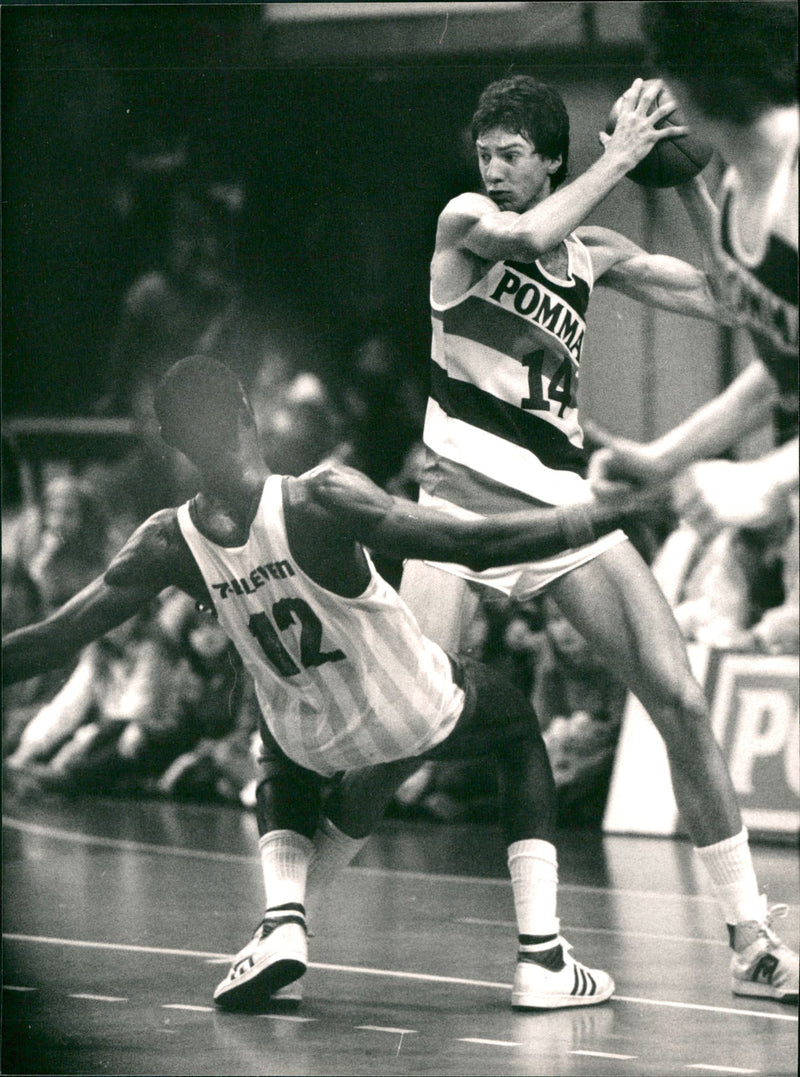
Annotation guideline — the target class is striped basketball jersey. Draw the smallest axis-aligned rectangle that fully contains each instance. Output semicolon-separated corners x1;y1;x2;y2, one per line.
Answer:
423;232;594;515
176;475;464;776
714;151;798;441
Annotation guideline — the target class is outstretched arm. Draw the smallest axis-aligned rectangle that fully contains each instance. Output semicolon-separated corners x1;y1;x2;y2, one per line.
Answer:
2;575;159;685
304;463;653;570
2;509;192;685
579;225;737;322
587;358;780;497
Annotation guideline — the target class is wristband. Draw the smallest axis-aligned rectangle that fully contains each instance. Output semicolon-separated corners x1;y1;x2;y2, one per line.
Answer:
556;505;597;549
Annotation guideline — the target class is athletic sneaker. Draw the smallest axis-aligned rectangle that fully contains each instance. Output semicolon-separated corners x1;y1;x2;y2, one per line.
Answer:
512;937;615;1010
214;905;307;1011
730;903;799;1003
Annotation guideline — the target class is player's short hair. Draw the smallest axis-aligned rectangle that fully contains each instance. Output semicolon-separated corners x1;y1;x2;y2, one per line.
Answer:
470;76;570;189
154;355;251;458
642;2;798;126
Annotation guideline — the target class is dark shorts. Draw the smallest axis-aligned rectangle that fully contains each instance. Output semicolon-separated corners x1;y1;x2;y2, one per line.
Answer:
258;653;537;780
423;653;536;760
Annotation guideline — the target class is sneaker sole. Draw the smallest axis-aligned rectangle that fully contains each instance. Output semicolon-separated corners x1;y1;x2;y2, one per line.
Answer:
512;981;615;1010
214;952;307;1012
732;979;799;1004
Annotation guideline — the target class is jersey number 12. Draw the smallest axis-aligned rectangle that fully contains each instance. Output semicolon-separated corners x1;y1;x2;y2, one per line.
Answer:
248;599;346;677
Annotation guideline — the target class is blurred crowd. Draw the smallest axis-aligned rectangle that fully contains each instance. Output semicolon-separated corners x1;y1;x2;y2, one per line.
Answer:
3;149;797;828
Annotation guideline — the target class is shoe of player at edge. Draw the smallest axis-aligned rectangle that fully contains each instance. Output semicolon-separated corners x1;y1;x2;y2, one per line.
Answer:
512;936;615;1010
214;906;307;1011
730;902;799;1003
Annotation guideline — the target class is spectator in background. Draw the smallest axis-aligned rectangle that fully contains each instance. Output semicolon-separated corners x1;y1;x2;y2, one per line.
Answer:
338;330;426;488
251;367;349;478
84;378;198;544
650;498;799;656
749;497;799;655
156;667;261;808
102;178;248;416
2;560;51;758
21;469;114;612
5;589;245;798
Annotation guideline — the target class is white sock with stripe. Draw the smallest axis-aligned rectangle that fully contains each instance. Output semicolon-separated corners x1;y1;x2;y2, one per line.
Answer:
258;829;313;915
508;838;560;944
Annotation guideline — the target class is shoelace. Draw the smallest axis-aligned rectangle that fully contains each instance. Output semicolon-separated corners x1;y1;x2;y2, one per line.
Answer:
761;903;789;944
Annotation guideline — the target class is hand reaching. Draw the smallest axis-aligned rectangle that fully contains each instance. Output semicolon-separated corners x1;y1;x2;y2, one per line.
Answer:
584;420;670;500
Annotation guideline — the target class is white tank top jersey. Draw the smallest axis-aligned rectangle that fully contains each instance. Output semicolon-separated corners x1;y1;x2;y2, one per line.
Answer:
424;231;595;516
176;475;465;776
714;150;798;442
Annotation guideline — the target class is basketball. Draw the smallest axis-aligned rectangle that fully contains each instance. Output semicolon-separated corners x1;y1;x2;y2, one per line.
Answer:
606;80;713;188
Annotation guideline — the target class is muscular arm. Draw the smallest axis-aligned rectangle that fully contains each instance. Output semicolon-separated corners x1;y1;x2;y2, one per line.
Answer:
448;79;686;263
302;463;647;571
579;225;735;322
2;509;201;685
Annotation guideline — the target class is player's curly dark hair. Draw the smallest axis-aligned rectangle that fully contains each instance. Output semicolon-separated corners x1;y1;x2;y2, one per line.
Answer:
470;76;570;190
155;355;251;459
642;2;797;126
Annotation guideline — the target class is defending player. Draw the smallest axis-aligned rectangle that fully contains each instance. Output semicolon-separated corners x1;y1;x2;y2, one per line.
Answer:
590;2;798;543
397;73;798;1002
2;356;668;1013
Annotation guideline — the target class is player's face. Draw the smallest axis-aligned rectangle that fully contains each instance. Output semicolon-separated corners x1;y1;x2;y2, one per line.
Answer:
476;127;560;213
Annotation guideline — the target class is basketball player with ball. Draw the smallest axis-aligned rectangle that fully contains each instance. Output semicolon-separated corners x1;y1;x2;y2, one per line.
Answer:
397;72;798;1002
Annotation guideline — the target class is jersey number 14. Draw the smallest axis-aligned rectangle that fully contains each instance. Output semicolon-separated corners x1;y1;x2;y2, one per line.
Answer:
521;349;575;417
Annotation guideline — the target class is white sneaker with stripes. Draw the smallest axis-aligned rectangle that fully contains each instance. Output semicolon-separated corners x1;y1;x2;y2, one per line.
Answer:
512;937;615;1009
730;903;799;1003
214;905;307;1011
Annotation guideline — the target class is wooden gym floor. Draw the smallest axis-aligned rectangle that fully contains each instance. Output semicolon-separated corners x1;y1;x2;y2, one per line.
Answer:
2;789;798;1076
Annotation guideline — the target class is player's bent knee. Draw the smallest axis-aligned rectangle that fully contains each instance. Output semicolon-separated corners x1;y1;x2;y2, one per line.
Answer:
643;676;710;744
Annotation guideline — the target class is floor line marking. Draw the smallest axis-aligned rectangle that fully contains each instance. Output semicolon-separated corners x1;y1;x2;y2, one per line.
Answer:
5;933;226;961
314;959;508;990
69;993;128;1002
356;1025;417;1034
162;1003;214;1012
7;816;781;906
685;1066;760;1074
5;934;797;1023
571;1050;638;1060
3;985;37;992
457;918;729;947
459;1037;519;1047
349;866;728;903
613;993;796;1021
3;817;255;865
261;1014;316;1023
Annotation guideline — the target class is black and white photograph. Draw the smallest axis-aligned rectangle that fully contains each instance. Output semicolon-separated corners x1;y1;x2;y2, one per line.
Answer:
2;3;798;1074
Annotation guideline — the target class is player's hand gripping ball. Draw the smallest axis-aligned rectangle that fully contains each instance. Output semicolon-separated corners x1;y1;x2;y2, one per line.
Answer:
606;79;713;187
